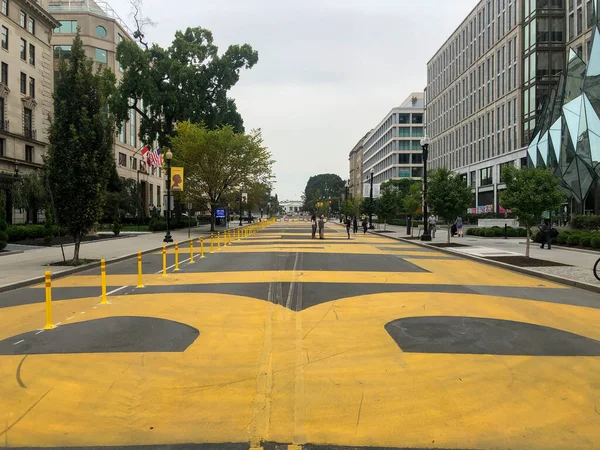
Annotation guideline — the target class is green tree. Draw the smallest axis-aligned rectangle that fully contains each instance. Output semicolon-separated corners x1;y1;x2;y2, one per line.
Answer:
13;172;47;224
45;33;116;264
427;168;473;243
302;174;345;212
0;197;8;250
500;166;564;257
113;26;258;149
376;183;402;230
171;122;274;231
403;182;422;218
105;177;143;221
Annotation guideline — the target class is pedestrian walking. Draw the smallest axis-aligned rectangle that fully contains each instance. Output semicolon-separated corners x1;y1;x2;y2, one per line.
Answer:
311;213;317;239
538;220;555;250
456;216;463;237
345;216;351;239
318;215;325;239
428;214;437;239
353;216;358;234
362;217;368;234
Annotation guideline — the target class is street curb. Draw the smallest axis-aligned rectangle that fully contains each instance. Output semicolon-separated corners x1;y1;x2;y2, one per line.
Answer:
0;242;177;294
370;230;600;295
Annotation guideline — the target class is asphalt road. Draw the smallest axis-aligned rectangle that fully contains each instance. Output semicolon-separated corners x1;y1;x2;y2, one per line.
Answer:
1;220;600;450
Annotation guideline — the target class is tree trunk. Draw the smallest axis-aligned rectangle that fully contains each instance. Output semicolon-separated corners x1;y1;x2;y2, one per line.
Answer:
210;205;216;232
447;225;451;243
383;220;387;231
72;233;81;265
525;225;530;258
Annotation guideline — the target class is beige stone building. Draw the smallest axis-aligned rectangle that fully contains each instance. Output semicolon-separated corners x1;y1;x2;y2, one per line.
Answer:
0;0;58;223
348;132;367;199
49;0;163;216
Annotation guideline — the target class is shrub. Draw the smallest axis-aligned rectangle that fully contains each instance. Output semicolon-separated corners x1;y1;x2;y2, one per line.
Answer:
557;233;569;245
580;234;592;247
567;234;581;246
484;228;496;237
466;228;476;236
7;224;45;241
591;235;600;248
506;227;519;237
518;227;528;237
112;206;121;236
43;205;54;246
571;214;600;231
148;217;198;232
0;199;7;250
493;227;505;237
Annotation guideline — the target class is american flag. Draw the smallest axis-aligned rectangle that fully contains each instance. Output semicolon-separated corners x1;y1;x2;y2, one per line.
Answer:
150;148;163;168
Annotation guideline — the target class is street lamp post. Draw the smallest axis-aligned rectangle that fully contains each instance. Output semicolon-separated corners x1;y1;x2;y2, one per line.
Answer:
163;149;173;243
420;136;431;241
239;188;243;226
369;168;374;229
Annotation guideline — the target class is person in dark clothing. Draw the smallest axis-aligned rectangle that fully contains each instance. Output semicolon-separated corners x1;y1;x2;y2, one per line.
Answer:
362;217;368;234
318;215;325;239
539;220;552;249
353;216;358;234
345;217;351;239
311;213;317;239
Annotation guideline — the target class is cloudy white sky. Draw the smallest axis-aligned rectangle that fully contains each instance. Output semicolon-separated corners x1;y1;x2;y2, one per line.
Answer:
111;0;478;201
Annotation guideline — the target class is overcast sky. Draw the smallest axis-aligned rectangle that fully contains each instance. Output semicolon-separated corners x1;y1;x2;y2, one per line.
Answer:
111;0;478;201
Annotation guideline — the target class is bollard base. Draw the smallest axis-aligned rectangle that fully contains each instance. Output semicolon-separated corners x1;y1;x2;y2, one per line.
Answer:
43;324;56;330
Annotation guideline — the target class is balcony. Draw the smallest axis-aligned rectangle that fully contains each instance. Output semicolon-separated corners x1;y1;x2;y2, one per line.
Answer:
24;127;37;140
0;120;8;132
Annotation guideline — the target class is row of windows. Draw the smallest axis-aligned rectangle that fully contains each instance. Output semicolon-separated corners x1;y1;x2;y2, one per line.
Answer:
0;58;35;98
363;112;423;154
1;26;36;67
0;96;34;138
567;0;595;40
19;9;35;36
117;151;163;178
370;167;424;185
54;20;110;39
428;0;519;99
0;138;34;162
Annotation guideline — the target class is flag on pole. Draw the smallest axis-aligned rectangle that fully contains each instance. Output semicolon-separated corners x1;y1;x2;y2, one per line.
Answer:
150;147;163;168
139;144;151;167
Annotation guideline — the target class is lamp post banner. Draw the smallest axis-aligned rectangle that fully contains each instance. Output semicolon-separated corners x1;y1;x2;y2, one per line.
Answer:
170;167;184;192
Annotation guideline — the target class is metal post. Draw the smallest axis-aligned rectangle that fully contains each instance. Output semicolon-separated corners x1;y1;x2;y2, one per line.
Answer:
164;157;173;243
189;239;195;263
200;236;205;258
369;171;374;229
420;138;431;241
100;259;107;304
174;242;180;271
210;233;214;253
44;271;55;330
162;246;167;276
217;232;221;249
137;252;144;288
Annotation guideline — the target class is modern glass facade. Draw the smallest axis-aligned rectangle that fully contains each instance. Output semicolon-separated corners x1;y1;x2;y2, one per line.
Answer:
527;25;600;214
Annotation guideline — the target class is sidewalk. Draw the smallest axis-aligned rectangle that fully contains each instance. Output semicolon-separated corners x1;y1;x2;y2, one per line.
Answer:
374;224;600;289
0;222;245;290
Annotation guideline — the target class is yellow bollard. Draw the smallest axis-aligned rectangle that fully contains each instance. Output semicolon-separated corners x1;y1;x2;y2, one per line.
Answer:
237;228;240;241
210;233;214;253
228;229;232;245
200;236;205;258
43;271;55;330
218;232;221;249
137;252;144;288
174;242;180;271
100;259;108;304
189;239;195;263
162;246;167;276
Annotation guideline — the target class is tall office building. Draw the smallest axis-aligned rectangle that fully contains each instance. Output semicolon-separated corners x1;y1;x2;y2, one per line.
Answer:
50;0;163;215
0;0;59;223
361;93;425;192
426;0;568;213
348;132;368;199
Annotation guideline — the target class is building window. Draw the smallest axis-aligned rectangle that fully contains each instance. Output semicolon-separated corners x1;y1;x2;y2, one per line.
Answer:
1;0;7;16
129;108;136;147
23;107;32;137
480;166;493;186
118;152;126;166
96;25;107;38
20;38;26;60
499;161;513;183
411;114;423;124
412;153;423;164
29;43;34;66
411;127;423;137
1;62;7;84
1;26;7;50
119;120;126;143
28;16;34;35
19;72;26;94
25;145;33;162
0;138;4;156
470;170;476;188
398;114;410;124
0;97;4;125
411;140;421;150
118;33;123;43
569;13;574;39
149;183;154;206
29;77;34;98
157;185;161;207
53;45;71;59
398;153;410;164
398;168;411;178
19;10;25;28
95;48;107;64
411;167;424;177
129;156;137;170
398;127;410;137
577;7;583;35
55;20;77;33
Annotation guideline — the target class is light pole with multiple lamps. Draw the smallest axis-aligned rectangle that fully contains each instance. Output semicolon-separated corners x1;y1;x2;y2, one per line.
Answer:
368;168;374;229
419;136;431;241
163;149;173;243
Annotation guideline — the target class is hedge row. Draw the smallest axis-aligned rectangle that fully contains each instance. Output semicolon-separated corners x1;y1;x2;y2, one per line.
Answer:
554;229;600;248
571;215;600;231
148;217;198;232
7;224;67;242
466;226;528;237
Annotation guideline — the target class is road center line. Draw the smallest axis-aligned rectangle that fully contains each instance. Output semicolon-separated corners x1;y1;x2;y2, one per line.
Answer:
285;251;300;310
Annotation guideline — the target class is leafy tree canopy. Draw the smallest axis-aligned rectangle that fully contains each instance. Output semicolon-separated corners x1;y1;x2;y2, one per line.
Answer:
45;32;116;263
426;168;473;243
302;174;345;212
113;26;258;148
171;122;274;230
500;166;564;256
